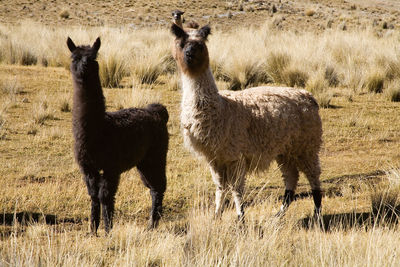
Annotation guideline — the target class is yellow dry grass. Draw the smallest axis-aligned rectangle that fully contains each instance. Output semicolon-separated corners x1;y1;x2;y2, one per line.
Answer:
1;21;400;266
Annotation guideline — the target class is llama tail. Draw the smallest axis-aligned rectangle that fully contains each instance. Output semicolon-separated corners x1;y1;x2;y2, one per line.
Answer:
147;103;169;124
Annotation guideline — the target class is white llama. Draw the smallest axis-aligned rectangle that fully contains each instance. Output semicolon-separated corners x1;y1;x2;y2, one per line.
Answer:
171;24;323;220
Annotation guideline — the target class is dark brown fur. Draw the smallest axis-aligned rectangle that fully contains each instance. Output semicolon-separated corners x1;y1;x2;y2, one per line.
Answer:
67;37;169;234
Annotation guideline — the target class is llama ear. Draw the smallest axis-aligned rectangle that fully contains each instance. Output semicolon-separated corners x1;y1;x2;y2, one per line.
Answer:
67;37;76;52
92;37;101;52
198;25;211;41
171;23;188;39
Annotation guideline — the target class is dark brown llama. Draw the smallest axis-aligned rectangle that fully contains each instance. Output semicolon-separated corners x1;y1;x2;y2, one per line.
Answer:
67;37;169;234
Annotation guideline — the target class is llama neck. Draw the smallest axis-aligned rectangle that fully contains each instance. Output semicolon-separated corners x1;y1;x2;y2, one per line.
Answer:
72;71;105;128
180;67;226;154
181;67;221;110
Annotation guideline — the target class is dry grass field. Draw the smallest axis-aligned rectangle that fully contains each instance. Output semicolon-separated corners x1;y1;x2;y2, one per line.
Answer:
1;0;400;266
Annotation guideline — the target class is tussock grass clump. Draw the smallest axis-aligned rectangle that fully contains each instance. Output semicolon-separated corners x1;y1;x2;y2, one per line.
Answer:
32;101;56;126
1;78;21;101
130;53;165;84
315;91;333;108
98;53;127;88
130;44;172;85
306;75;332;108
282;66;308;87
384;80;400;102
371;170;400;224
325;65;339;87
306;74;328;95
223;61;269;91
1;39;38;66
366;70;385;93
265;52;291;85
382;58;400;81
114;84;162;110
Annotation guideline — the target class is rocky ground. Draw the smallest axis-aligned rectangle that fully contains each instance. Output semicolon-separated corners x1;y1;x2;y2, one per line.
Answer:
1;0;400;32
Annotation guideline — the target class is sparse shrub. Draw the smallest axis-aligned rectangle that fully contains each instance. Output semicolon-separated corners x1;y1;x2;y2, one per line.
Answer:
265;52;291;84
366;70;385;93
98;54;126;88
384;80;400;102
305;9;315;16
282;66;308;87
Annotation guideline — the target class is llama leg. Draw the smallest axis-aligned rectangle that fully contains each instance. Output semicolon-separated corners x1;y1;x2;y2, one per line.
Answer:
297;153;322;216
215;186;228;218
82;167;101;234
228;160;247;222
149;190;164;228
99;172;120;233
210;165;228;218
232;184;245;222
137;158;167;229
276;156;299;217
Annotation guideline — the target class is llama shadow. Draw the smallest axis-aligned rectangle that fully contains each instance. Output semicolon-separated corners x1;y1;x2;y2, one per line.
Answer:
324;104;342;109
0;212;80;226
322;170;386;184
299;211;399;231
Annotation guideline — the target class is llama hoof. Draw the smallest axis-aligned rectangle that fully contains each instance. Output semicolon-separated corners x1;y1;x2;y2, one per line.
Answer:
148;219;159;230
275;206;287;218
85;231;98;237
313;207;322;218
237;216;245;227
213;213;222;220
274;210;285;218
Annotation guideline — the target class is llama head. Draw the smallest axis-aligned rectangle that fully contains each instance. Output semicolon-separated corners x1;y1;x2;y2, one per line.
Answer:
67;37;101;77
171;23;211;77
172;10;184;22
